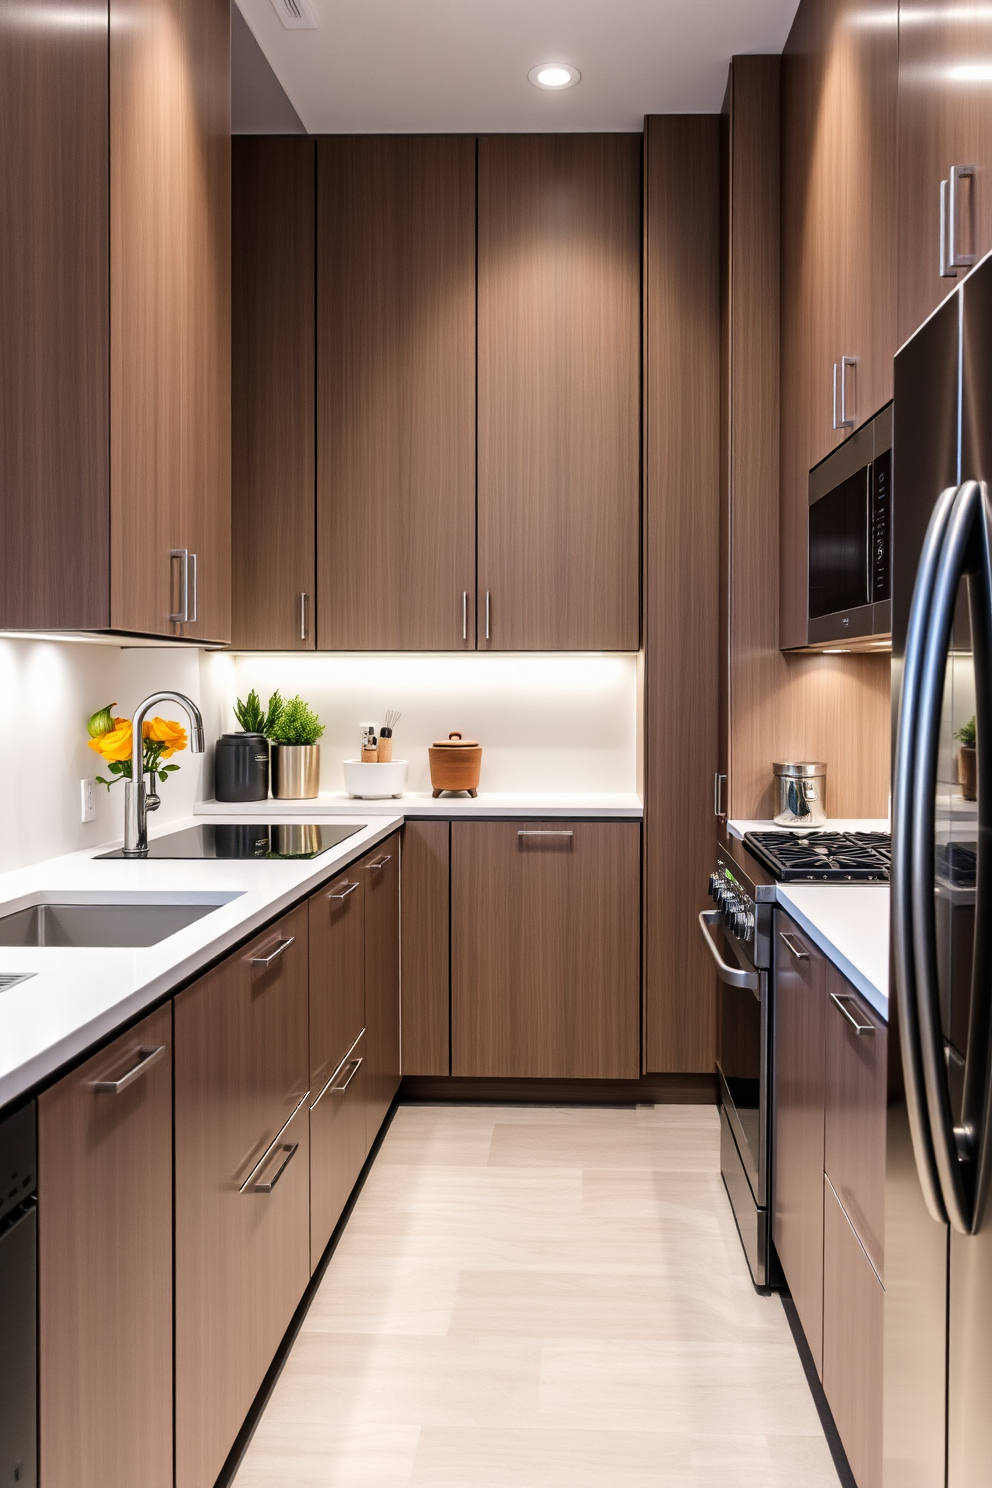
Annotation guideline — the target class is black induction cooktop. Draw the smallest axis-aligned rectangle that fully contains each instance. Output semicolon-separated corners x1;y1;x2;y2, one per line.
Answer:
97;822;365;861
742;829;891;882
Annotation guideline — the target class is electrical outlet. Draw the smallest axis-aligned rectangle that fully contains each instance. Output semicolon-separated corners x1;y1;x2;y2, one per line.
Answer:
80;778;96;824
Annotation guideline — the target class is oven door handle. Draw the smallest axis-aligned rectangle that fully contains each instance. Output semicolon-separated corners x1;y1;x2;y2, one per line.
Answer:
698;911;759;992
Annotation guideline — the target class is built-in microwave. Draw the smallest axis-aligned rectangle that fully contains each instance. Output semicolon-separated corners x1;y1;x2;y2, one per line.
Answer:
806;402;891;647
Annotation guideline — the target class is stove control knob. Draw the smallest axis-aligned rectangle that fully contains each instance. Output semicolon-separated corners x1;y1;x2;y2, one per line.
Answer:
741;909;755;942
709;872;719;901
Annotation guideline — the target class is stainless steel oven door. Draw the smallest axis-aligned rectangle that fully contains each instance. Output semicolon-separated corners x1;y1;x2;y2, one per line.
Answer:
699;910;768;1208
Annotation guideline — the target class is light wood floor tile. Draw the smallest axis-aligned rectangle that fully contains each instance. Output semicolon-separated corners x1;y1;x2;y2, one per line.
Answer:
409;1427;695;1487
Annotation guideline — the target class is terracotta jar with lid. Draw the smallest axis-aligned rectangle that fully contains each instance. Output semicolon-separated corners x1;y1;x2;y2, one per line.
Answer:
428;731;482;798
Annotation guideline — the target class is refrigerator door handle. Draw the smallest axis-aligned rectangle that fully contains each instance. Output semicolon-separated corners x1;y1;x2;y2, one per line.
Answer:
893;481;961;1228
965;482;992;1229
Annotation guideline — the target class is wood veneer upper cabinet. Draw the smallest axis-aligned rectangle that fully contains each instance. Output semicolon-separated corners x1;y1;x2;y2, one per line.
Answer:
362;835;401;1147
38;1005;172;1488
772;912;826;1373
317;137;476;651
175;906;309;1488
897;3;992;344
477;135;641;651
451;820;640;1079
233;137;315;650
779;0;897;648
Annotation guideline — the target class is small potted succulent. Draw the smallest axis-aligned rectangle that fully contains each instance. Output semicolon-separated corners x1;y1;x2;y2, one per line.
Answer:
956;715;977;801
215;690;282;803
269;695;325;799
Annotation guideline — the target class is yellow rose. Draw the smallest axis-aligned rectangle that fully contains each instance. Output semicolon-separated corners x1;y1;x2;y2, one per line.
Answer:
88;718;133;763
142;717;187;759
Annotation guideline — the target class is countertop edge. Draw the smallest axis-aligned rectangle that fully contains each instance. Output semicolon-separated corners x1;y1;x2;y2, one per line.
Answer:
194;794;644;819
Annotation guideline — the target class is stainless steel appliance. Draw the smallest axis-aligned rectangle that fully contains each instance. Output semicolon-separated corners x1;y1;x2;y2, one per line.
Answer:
744;829;890;882
0;1101;37;1488
887;249;992;1487
807;401;892;646
701;840;775;1289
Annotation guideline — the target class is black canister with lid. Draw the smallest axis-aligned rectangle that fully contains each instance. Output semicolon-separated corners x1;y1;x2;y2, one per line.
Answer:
215;733;269;802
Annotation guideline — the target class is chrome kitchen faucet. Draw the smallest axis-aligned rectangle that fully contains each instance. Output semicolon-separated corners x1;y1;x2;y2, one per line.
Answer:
122;692;205;857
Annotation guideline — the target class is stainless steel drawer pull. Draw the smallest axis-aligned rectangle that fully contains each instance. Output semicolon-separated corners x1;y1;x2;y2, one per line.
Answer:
239;1091;309;1191
330;1057;362;1094
252;1141;299;1193
485;590;491;641
518;830;574;837
830;991;875;1036
92;1044;166;1094
367;855;392;869
250;935;295;968
462;591;468;641
311;1032;365;1110
327;881;360;901
779;932;810;961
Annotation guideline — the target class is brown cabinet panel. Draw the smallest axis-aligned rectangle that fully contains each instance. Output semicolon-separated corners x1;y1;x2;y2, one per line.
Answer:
451;821;640;1079
400;821;450;1076
232;137;316;650
823;1174;883;1488
363;835;401;1147
175;905;309;1488
317;136;476;651
38;1005;172;1488
824;964;887;1276
309;1034;367;1269
772;911;826;1372
477;134;641;651
0;0;110;629
898;4;992;345
309;870;365;1094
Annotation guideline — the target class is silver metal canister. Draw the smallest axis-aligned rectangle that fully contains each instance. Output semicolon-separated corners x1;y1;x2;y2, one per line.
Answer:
270;743;321;799
773;761;827;827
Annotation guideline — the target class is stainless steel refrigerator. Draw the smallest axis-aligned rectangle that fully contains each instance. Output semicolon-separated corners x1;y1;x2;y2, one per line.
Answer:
888;249;992;1488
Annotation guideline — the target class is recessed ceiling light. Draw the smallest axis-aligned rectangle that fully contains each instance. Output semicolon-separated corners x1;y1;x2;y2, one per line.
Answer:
529;64;580;90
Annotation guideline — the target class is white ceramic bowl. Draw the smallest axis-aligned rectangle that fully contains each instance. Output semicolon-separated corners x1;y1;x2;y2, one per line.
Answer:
342;759;409;799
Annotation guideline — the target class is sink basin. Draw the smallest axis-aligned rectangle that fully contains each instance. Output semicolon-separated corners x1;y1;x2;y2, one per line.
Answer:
0;892;242;948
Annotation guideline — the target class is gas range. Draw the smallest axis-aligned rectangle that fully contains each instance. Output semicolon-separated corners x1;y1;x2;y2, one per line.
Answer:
742;829;891;883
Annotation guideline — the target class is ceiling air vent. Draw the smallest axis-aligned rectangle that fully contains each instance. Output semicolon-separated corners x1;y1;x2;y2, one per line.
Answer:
269;0;318;28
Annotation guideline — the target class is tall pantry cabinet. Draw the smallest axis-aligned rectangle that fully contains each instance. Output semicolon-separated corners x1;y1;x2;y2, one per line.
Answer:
0;0;231;641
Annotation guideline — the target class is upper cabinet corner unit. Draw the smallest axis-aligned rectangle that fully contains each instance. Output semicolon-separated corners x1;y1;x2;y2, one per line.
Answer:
232;131;642;653
0;0;231;644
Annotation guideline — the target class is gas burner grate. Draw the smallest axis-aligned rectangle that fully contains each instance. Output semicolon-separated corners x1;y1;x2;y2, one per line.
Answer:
742;830;891;882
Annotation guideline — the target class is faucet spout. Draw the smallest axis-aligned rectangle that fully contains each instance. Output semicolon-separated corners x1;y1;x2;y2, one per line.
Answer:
122;691;206;857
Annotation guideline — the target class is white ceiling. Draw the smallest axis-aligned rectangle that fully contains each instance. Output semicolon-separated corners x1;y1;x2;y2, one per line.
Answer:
236;0;802;135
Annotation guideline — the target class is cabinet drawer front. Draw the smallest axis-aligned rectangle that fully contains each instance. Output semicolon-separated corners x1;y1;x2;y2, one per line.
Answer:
823;1175;883;1488
309;1038;367;1269
39;1003;173;1488
451;820;640;1079
824;963;886;1275
309;872;365;1089
772;911;825;1372
362;838;401;1148
240;902;310;1165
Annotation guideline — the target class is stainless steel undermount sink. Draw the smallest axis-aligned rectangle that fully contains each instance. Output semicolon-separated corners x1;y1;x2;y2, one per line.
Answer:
0;892;243;948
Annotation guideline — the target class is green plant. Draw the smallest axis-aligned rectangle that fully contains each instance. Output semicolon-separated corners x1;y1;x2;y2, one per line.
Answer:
269;695;324;746
956;715;977;749
233;689;284;736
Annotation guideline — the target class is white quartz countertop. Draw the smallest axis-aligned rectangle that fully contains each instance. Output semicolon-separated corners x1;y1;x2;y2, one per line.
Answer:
727;817;890;839
0;813;401;1109
195;791;644;818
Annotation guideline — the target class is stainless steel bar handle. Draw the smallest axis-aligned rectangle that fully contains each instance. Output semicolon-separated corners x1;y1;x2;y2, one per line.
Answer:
249;935;295;968
698;911;759;992
713;772;726;817
301;592;309;641
92;1044;166;1094
239;1091;309;1192
169;548;189;623
949;164;978;271
518;830;574;837
485;591;491;641
188;551;198;624
462;591;468;641
329;1057;362;1094
940;177;955;278
830;992;875;1036
327;881;360;901
251;1142;298;1193
366;855;392;869
832;356;856;430
311;1032;365;1110
779;932;809;961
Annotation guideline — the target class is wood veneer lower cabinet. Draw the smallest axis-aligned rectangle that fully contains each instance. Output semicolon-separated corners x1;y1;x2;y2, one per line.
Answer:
772;911;826;1373
309;868;365;1093
451;821;640;1079
823;1174;883;1488
174;906;310;1488
824;965;886;1276
400;820;451;1076
363;834;401;1148
309;1033;368;1268
38;1004;172;1488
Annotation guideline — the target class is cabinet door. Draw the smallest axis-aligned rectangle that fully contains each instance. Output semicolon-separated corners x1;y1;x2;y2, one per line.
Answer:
898;3;992;345
232;137;315;650
363;836;401;1148
772;912;825;1372
309;869;365;1094
0;0;110;630
38;1004;172;1488
110;0;230;643
309;1033;367;1268
175;906;309;1488
451;820;640;1078
400;820;450;1076
316;136;476;650
477;135;641;651
823;1174;883;1488
823;964;887;1275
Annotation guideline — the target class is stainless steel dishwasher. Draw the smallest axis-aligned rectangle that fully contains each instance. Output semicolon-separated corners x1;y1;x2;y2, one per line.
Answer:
0;1101;37;1487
